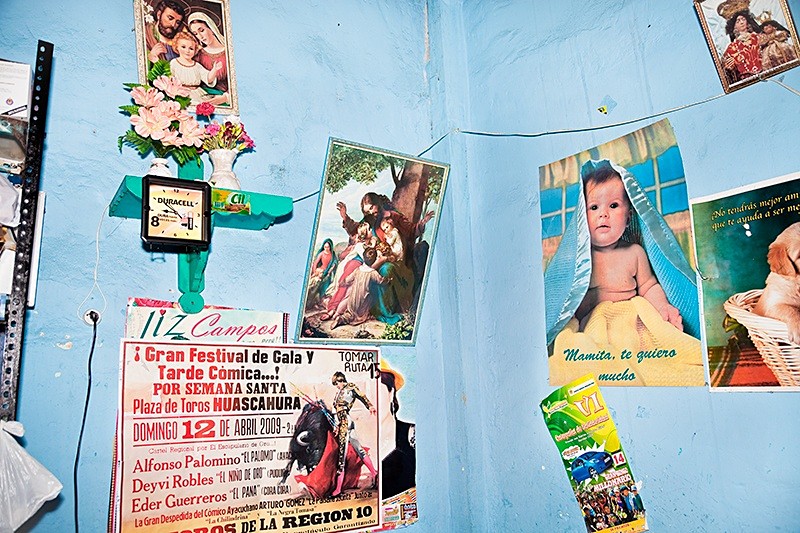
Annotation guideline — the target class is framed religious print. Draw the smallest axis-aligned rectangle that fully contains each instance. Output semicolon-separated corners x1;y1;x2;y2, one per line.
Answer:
695;0;800;93
133;0;239;114
540;119;705;387
297;139;449;345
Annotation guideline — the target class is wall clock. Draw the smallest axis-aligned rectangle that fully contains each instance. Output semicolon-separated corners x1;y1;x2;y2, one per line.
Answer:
141;175;211;250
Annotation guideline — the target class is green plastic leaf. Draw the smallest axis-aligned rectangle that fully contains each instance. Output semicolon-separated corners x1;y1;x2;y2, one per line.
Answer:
173;148;188;166
147;60;172;81
175;95;191;109
119;104;140;116
120;130;154;157
172;146;197;166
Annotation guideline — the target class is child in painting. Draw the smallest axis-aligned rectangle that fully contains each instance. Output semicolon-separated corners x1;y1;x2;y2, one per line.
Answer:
576;165;683;330
378;216;404;263
169;31;222;102
760;19;798;71
306;238;337;309
319;222;374;320
331;247;387;328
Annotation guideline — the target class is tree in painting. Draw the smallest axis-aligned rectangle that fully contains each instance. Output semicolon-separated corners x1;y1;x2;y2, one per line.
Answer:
301;143;445;342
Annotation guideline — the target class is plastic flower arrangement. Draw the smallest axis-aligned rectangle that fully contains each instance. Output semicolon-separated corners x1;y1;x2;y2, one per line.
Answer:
196;104;256;153
118;61;204;165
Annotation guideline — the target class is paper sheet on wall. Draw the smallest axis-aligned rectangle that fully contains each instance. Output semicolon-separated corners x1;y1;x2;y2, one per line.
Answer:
109;299;291;532
539;119;705;386
114;340;381;533
125;297;289;344
691;172;800;390
541;374;647;533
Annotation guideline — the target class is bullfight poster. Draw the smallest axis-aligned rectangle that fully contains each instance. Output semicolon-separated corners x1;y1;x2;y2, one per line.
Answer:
691;172;800;390
114;340;380;533
297;138;449;345
540;119;705;386
541;374;647;533
110;301;297;532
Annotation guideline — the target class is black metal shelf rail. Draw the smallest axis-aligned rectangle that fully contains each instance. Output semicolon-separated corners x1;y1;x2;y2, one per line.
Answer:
1;41;53;421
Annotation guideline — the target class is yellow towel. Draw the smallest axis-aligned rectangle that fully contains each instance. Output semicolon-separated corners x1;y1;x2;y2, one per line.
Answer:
551;296;705;386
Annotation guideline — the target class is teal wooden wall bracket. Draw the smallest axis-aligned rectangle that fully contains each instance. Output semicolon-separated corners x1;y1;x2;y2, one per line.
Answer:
177;248;210;313
109;162;293;313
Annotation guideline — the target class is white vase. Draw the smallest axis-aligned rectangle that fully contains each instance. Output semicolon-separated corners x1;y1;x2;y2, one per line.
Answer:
208;149;241;190
147;157;173;177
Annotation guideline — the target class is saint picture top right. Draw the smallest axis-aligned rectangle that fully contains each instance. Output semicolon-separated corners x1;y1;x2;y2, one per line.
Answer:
695;0;800;93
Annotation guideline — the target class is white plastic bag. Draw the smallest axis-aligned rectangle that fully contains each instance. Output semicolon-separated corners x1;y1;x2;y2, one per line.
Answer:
0;420;62;532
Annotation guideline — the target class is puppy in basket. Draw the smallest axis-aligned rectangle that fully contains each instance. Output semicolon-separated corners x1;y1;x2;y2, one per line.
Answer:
754;222;800;344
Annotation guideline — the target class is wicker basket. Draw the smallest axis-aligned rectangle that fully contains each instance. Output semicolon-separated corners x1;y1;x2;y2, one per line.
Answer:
723;290;800;387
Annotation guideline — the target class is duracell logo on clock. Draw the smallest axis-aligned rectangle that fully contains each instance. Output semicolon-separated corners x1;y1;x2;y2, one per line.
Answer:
156;198;196;206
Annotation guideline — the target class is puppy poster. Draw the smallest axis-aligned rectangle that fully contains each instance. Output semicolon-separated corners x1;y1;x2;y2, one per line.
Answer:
540;119;705;386
541;374;647;533
691;172;800;390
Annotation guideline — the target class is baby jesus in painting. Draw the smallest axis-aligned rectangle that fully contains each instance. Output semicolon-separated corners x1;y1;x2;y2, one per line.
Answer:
169;32;223;103
576;165;683;331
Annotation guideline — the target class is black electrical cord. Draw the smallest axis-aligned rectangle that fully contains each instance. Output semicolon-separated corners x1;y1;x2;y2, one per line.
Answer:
74;312;99;533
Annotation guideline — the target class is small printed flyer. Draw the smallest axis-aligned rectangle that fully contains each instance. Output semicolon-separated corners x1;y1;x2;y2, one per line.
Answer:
541;375;647;533
115;340;381;533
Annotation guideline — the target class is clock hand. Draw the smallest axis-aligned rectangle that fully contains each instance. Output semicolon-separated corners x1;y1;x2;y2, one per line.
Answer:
163;204;181;216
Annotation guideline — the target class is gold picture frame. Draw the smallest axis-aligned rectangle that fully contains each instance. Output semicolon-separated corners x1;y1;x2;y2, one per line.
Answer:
695;0;800;93
133;0;239;114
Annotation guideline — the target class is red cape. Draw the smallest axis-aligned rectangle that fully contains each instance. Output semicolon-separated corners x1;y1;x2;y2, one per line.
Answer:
295;431;365;498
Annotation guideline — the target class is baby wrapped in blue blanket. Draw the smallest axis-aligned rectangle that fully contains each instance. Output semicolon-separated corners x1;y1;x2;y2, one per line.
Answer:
544;160;704;386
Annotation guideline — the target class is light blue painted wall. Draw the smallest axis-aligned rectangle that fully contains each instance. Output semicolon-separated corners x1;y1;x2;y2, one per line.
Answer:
1;1;441;531
2;0;800;532
445;0;800;531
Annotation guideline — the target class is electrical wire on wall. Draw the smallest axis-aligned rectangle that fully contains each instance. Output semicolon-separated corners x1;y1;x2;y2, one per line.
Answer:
73;310;100;533
291;76;800;204
75;203;112;322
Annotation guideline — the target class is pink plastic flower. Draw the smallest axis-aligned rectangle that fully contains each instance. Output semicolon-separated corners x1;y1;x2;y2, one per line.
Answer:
130;106;171;140
180;119;205;148
195;102;215;117
161;129;182;147
130;86;164;108
152;75;190;98
156;99;181;121
205;123;221;136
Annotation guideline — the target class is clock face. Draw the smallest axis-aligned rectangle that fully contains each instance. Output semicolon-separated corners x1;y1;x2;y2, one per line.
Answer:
141;176;211;249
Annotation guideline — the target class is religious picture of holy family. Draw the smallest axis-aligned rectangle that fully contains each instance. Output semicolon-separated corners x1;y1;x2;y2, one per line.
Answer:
297;139;449;345
540;119;705;387
695;0;800;93
133;0;239;114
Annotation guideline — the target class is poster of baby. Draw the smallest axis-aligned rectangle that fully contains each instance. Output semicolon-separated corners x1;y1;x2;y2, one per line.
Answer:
540;119;705;386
